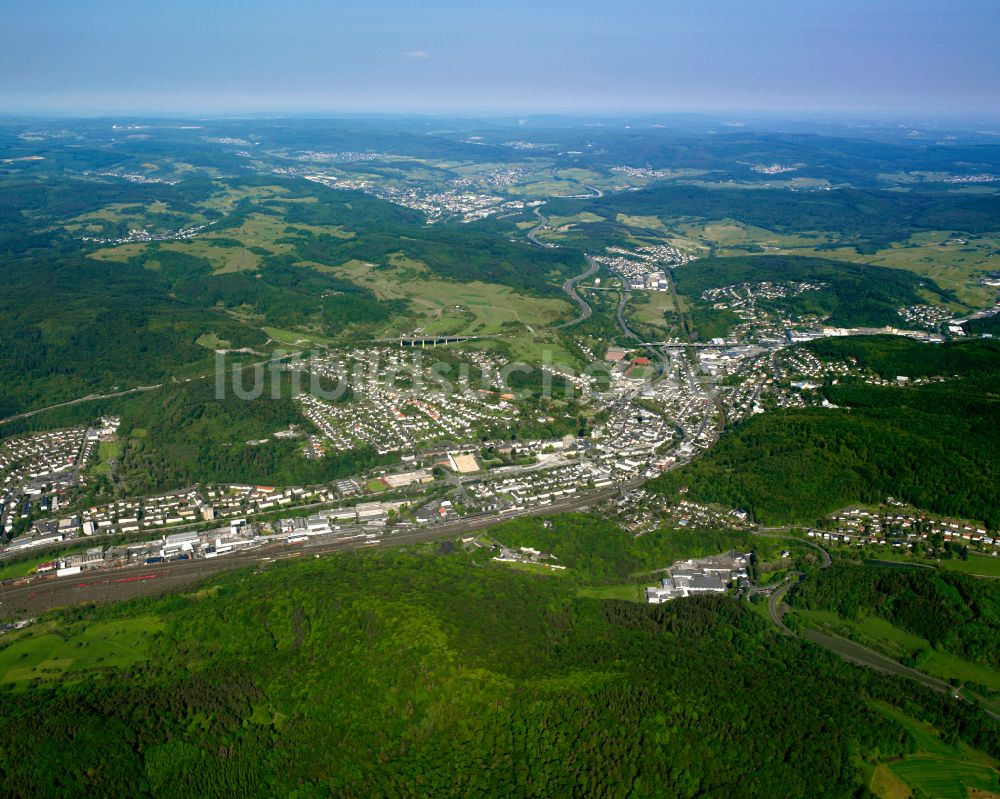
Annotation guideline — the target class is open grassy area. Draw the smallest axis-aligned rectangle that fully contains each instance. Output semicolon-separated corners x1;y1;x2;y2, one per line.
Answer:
89;205;354;275
546;211;606;229
889;758;1000;799
91;439;123;476
0;555;59;581
89;241;149;262
199;183;299;214
0;617;164;687
667;218;1000;308
505;179;589;198
937;553;1000;578
474;331;583;370
98;440;123;462
873;704;1000;799
833;545;1000;579
336;254;571;338
261;326;332;348
195;331;233;349
576;583;646;602
793;608;1000;698
616;213;670;232
671;218;827;253
788;231;1000;308
66;201;202;234
628;290;679;333
157;212;307;273
869;764;912;799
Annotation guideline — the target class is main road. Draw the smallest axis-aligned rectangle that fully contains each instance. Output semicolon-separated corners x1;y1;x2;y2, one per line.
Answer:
555;257;600;329
523;205;599;330
0;384;163;427
761;545;999;718
526;207;553;248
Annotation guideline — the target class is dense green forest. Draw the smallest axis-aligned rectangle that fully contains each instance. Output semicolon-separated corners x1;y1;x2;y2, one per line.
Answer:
0;545;997;797
673;255;951;336
650;339;1000;528
0;252;268;418
108;376;396;495
790;561;1000;671
964;311;1000;336
802;335;1000;377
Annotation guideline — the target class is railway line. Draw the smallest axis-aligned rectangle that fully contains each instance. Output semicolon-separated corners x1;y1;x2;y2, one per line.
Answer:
0;483;634;617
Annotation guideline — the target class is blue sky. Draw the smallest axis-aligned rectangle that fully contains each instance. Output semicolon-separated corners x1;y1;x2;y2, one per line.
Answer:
2;0;998;115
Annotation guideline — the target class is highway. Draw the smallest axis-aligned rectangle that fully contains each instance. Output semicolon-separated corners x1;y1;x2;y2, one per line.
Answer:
766;574;800;636
549;167;603;198
759;541;999;719
526;207;552;248
615;290;642;343
522;203;599;330
555;257;599;329
0;384;163;427
800;627;955;695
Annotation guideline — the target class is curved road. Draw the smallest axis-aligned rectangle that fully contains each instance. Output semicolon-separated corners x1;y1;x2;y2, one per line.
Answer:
761;544;998;718
615;291;642;342
526;207;552;248
550;167;603;198
767;574;801;636
555;257;599;329
524;206;598;329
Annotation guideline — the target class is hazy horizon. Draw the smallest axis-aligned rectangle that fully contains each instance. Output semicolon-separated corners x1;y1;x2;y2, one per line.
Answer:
2;0;998;117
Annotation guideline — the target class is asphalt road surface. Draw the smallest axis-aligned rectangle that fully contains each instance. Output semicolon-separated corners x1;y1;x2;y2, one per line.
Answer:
0;384;162;427
555;257;599;329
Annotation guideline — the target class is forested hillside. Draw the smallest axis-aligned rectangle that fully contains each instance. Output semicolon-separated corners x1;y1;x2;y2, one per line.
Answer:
650;339;1000;528
0;169;584;418
0;547;996;797
673;254;951;335
790;561;1000;670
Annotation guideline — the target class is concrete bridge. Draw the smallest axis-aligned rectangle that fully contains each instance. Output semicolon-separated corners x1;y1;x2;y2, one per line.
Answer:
383;335;483;348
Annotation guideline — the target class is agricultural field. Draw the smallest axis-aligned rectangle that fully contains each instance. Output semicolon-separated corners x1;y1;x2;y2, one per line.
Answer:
667;220;1000;308
627;290;681;336
935;553;1000;578
872;705;1000;799
91;211;354;275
